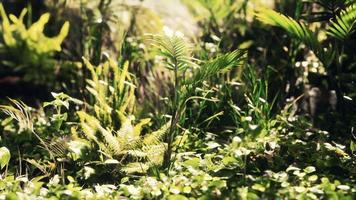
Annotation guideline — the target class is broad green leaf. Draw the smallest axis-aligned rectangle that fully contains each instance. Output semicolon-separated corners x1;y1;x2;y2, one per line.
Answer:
0;147;10;169
304;166;316;174
252;183;266;192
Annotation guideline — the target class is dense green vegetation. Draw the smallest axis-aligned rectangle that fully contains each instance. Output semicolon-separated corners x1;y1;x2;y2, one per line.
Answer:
0;0;355;199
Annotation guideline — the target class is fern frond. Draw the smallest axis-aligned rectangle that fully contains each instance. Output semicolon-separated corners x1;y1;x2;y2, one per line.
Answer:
143;144;166;165
77;111;116;155
125;150;148;158
82;57;136;120
133;118;151;137
327;4;356;40
99;126;122;156
116;115;137;142
142;122;170;146
121;162;150;174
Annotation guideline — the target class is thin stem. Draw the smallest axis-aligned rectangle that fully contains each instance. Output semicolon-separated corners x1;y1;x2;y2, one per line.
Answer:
4;164;8;178
163;58;180;170
17;146;22;176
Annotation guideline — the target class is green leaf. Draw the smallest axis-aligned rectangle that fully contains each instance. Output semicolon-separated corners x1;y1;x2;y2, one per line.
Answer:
351;140;356;152
222;156;238;166
304;166;316;174
0;147;10;169
252;183;266;192
183;157;200;168
308;175;318;182
5;192;17;200
167;194;188;200
327;4;356;40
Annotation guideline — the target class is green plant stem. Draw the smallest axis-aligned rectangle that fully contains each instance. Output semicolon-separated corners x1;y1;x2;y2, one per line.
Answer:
333;41;346;112
4;164;8;178
163;58;180;171
26;1;32;27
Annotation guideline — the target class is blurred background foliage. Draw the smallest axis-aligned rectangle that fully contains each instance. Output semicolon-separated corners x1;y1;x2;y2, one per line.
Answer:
0;0;355;199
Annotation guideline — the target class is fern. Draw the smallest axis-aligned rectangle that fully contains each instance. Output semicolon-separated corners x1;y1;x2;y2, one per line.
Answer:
77;57;168;174
78;110;168;173
77;111;114;156
82;57;135;127
121;162;149;174
327;4;356;40
142;122;170;146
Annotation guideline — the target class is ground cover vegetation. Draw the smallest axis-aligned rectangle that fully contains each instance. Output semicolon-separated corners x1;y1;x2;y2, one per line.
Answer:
0;0;355;199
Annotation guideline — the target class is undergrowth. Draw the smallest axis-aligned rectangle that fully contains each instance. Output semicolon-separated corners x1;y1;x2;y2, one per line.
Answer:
0;1;355;199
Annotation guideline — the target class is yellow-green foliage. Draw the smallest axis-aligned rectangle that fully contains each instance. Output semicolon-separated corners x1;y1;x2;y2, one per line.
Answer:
0;3;70;84
0;4;69;54
78;111;168;174
78;58;168;174
82;57;135;126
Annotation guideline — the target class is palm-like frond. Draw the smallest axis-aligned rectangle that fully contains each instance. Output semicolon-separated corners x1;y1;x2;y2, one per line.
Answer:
256;8;321;53
327;4;356;40
188;49;246;87
146;34;197;71
256;8;333;66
